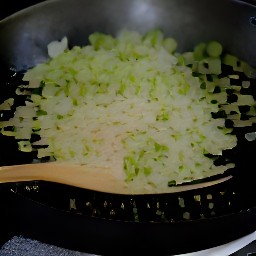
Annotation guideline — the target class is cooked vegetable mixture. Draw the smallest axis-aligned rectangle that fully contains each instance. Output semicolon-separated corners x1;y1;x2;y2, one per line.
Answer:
1;29;255;191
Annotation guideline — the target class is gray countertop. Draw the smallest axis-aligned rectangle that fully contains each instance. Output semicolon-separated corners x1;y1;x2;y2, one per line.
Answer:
0;236;96;256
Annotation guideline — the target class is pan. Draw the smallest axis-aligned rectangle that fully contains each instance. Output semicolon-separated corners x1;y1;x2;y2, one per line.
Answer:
0;0;256;255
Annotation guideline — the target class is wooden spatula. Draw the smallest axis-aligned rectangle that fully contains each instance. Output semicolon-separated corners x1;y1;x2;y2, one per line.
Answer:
0;162;232;194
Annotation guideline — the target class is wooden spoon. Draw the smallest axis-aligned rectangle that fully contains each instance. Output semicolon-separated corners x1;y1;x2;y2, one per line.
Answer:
0;162;232;194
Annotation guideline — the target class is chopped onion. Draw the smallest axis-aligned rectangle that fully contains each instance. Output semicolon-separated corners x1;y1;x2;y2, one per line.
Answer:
0;30;255;192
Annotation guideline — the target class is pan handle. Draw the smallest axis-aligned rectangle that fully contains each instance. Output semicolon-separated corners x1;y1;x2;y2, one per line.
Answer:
176;231;256;256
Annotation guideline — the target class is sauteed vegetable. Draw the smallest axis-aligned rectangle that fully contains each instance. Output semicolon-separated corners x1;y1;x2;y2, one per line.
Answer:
0;29;255;192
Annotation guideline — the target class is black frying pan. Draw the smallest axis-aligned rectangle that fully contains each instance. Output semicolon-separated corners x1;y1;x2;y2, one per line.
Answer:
0;0;256;255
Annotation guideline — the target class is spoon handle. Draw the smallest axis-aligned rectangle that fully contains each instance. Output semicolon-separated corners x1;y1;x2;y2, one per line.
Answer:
0;163;232;194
